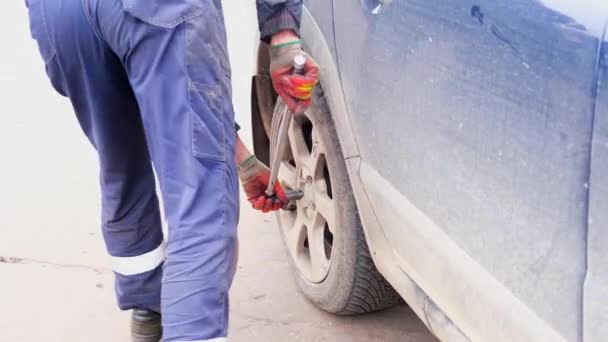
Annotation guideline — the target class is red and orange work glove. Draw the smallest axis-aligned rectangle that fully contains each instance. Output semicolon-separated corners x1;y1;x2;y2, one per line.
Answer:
239;155;288;213
269;40;319;115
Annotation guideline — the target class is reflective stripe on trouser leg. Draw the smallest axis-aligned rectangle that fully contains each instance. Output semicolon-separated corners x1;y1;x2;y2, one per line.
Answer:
111;242;165;312
111;242;165;276
29;0;164;312
86;0;240;340
111;241;165;313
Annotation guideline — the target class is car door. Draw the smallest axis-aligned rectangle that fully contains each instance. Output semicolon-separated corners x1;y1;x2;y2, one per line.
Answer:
333;0;605;341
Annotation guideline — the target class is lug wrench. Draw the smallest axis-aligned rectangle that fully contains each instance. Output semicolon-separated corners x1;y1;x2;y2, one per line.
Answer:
266;55;307;210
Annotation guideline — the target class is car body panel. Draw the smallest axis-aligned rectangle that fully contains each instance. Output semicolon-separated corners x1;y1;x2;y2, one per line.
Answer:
331;0;608;341
347;157;470;342
299;3;359;159
586;25;608;342
302;0;337;59
360;161;564;341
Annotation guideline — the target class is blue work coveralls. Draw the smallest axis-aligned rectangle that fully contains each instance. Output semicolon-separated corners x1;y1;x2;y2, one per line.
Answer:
26;0;301;340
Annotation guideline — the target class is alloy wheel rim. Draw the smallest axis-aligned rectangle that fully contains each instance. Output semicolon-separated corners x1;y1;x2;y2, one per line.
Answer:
276;107;336;283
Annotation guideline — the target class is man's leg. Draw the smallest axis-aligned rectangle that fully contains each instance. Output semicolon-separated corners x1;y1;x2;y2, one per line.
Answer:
89;0;240;340
26;0;164;312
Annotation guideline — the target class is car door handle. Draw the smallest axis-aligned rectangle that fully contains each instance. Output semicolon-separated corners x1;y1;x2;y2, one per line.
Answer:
363;0;388;15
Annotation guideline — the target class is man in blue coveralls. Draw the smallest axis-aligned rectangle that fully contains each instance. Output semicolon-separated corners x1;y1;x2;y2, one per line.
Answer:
25;0;319;341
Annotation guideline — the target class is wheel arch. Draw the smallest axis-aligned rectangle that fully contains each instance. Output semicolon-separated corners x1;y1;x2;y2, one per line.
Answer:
250;7;361;166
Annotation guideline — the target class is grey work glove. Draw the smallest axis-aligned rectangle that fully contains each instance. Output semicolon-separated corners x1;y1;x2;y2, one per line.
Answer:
269;40;320;115
239;156;288;213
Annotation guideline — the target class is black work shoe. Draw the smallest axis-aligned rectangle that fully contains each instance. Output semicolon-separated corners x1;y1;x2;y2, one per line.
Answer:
131;309;162;342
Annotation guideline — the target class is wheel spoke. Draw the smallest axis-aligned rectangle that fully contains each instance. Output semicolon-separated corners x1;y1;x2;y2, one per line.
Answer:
309;152;324;178
278;161;297;190
311;127;325;154
316;193;336;233
307;216;330;280
285;215;306;258
309;128;325;170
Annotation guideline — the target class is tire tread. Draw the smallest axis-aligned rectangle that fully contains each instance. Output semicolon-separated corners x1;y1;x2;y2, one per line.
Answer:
338;222;403;315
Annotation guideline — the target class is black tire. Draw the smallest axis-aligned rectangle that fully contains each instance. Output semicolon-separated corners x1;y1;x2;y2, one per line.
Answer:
273;85;403;315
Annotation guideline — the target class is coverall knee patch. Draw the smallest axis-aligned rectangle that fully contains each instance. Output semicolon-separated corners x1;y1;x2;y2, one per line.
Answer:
189;81;226;161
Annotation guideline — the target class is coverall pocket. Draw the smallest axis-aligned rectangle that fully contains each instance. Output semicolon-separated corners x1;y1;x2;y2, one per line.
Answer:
26;0;55;64
189;81;226;162
121;0;204;28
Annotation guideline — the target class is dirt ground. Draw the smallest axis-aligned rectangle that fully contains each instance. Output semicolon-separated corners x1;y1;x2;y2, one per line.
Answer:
0;1;436;341
0;206;436;342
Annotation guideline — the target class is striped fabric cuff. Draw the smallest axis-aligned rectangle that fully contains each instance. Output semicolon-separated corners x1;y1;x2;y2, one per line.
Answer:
260;8;300;43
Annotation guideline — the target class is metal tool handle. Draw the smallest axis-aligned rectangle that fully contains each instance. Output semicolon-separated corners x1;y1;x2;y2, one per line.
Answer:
265;55;307;198
265;110;291;197
293;55;306;74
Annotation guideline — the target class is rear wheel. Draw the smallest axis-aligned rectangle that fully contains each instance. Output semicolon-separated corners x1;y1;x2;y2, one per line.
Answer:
272;86;402;315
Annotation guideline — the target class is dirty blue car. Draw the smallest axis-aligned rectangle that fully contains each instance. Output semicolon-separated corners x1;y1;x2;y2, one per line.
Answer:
250;1;608;341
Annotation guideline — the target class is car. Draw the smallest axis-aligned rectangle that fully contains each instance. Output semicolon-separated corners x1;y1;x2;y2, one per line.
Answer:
250;1;608;341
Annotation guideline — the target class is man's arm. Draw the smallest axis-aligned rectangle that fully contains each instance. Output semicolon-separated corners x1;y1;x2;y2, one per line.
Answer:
235;132;253;166
238;0;318;214
256;0;303;42
236;133;287;213
256;0;319;116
